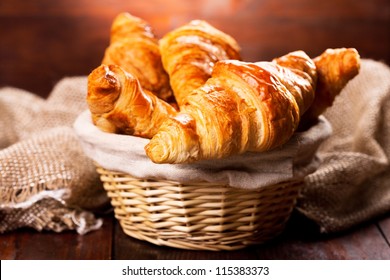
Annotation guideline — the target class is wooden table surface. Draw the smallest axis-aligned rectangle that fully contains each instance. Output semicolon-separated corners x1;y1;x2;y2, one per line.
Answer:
1;212;390;260
1;0;390;260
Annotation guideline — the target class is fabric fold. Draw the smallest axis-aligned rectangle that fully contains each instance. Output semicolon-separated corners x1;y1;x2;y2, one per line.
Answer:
0;77;109;234
298;59;390;233
74;108;331;190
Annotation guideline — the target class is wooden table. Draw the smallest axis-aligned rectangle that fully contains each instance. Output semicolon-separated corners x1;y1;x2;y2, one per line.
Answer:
1;212;390;260
1;0;390;260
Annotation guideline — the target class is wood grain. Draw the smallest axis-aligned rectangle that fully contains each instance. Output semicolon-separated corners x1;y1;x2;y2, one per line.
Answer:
256;213;390;260
0;216;114;260
112;212;390;260
1;213;390;259
378;215;390;247
113;222;259;260
0;0;388;97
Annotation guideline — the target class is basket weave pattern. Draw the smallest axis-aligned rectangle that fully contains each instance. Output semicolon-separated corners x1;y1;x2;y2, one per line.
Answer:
96;165;302;251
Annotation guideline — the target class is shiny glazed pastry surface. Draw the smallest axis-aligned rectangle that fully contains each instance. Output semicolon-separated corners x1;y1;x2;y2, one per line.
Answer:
159;20;241;106
102;12;173;101
300;48;361;127
87;64;177;138
86;13;361;164
145;48;360;164
145;50;319;164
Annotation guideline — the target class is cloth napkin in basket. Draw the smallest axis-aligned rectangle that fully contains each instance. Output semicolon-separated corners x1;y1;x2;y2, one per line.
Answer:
74;110;331;190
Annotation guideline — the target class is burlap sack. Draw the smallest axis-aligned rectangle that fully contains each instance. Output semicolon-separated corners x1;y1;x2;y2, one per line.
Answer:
0;77;109;234
297;59;390;233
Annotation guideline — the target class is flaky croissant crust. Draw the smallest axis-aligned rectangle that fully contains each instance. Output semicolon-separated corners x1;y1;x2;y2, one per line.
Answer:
87;64;177;138
300;48;360;127
159;20;241;106
145;51;318;164
87;14;361;165
145;48;360;164
102;13;173;101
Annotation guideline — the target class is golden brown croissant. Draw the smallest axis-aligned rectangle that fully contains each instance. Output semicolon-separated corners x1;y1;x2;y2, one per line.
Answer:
102;12;173;101
300;48;360;127
145;51;317;164
159;20;241;106
87;64;177;138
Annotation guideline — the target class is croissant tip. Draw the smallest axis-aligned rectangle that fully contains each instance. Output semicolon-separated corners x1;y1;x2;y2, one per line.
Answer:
145;141;170;164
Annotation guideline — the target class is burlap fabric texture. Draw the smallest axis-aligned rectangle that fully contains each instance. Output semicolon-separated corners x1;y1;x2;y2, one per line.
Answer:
0;77;109;234
297;59;390;233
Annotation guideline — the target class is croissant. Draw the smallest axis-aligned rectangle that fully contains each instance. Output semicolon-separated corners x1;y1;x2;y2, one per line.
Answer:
145;50;317;164
300;48;360;127
102;12;173;101
87;64;177;138
159;20;241;106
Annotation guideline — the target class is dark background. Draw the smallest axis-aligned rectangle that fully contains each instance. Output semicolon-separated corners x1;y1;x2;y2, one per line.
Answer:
1;0;390;260
0;0;389;98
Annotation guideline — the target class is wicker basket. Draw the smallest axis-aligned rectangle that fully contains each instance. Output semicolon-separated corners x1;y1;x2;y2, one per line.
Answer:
74;111;331;251
96;164;302;251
